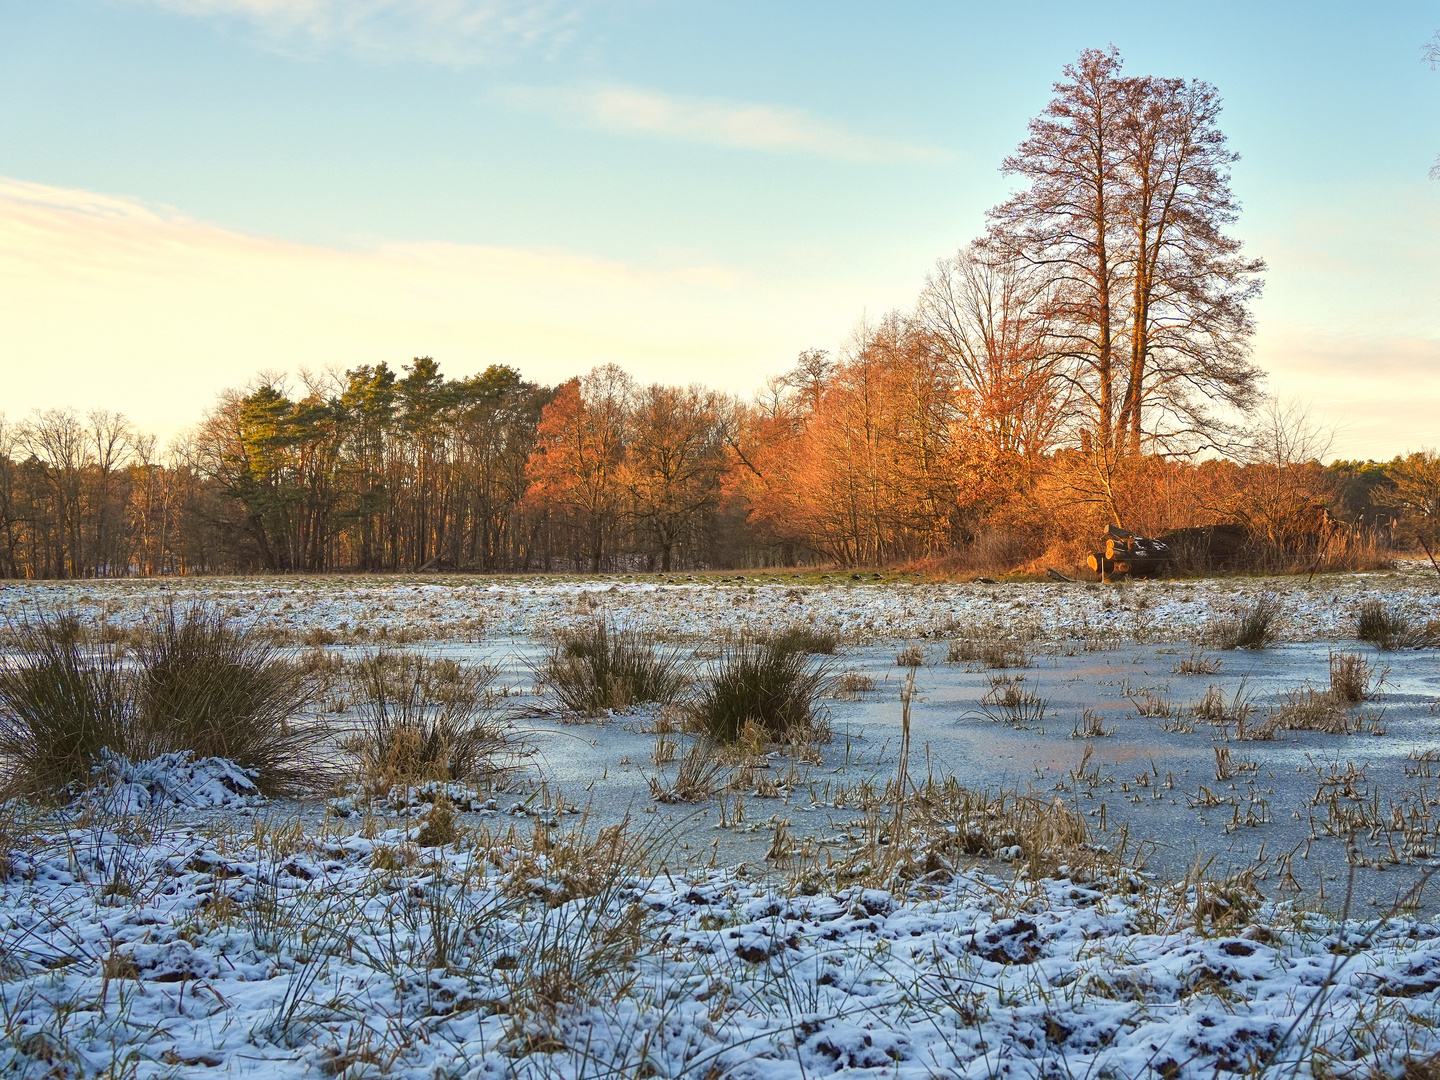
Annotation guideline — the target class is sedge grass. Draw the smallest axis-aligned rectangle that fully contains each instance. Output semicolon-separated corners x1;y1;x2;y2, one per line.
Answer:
692;639;831;744
133;602;326;795
541;622;687;716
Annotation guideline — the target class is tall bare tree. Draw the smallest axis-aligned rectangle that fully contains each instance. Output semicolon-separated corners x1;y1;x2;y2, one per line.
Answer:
1113;75;1265;454
987;48;1264;459
987;47;1129;453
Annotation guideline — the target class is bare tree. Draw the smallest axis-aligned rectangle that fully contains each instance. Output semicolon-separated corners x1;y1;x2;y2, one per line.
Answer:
1426;31;1440;178
1114;75;1265;454
916;244;1072;468
986;48;1265;457
986;47;1130;453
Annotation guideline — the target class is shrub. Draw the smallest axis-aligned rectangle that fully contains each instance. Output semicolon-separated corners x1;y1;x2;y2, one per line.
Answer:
1207;594;1280;650
542;622;687;716
0;614;134;798
693;640;830;743
353;651;508;791
133;603;325;795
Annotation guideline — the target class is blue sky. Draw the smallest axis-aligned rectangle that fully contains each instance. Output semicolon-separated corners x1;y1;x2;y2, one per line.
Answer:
2;0;1437;457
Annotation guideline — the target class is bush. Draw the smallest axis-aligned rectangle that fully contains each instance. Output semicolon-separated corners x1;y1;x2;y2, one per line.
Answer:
353;651;508;790
693;639;830;743
542;622;686;716
0;616;134;798
133;603;325;795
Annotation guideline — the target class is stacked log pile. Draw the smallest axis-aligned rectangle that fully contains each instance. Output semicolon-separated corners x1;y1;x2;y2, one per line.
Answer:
1156;524;1248;570
1087;525;1172;580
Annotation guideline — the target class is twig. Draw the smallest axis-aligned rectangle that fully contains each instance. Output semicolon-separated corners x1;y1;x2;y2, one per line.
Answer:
1419;535;1440;579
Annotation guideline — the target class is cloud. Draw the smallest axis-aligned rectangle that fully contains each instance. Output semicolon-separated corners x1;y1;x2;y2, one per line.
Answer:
132;0;590;64
501;83;944;162
1256;325;1440;460
0;177;854;443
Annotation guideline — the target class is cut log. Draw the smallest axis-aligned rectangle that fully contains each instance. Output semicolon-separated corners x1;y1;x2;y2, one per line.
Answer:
1087;553;1117;574
1046;567;1074;582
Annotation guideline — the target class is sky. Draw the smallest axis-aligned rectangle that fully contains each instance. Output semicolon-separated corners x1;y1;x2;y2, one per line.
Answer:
1;0;1437;459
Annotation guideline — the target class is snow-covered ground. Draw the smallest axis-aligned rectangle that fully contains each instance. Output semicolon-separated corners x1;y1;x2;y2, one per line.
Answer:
5;790;1440;1080
4;568;1440;1078
2;561;1437;645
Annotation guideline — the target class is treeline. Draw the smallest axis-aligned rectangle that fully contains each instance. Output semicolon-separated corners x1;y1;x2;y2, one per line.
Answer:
3;47;1436;579
2;358;1435;579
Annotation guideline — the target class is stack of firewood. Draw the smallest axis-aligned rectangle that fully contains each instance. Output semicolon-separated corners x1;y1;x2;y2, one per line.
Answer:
1087;525;1172;580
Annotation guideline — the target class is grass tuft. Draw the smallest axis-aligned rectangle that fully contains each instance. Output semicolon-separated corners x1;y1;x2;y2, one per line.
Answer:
133;602;325;795
1355;601;1435;650
542;622;687;716
0;605;326;798
1173;648;1222;675
976;673;1048;726
0;615;134;798
758;623;840;655
693;639;831;743
947;636;1030;668
1207;594;1280;650
353;651;509;791
1329;650;1379;703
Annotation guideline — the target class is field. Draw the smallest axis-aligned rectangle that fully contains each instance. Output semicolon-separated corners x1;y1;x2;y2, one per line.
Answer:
2;565;1440;1079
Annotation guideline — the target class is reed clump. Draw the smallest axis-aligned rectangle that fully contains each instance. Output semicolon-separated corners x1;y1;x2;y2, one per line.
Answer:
692;638;831;744
541;622;687;716
352;651;509;791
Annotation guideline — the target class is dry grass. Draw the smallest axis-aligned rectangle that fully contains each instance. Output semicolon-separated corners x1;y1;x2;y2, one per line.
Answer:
831;671;876;699
1071;709;1111;738
976;674;1047;726
1273;687;1353;735
541;622;687;717
1191;681;1271;740
895;645;926;668
1173;648;1222;675
830;777;1107;888
351;651;511;792
1128;689;1173;718
758;623;840;655
648;739;728;803
1207;594;1281;650
1329;650;1381;703
946;636;1030;669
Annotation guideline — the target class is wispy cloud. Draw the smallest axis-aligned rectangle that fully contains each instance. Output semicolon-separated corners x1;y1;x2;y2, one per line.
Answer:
0;177;852;440
133;0;591;64
501;83;944;163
